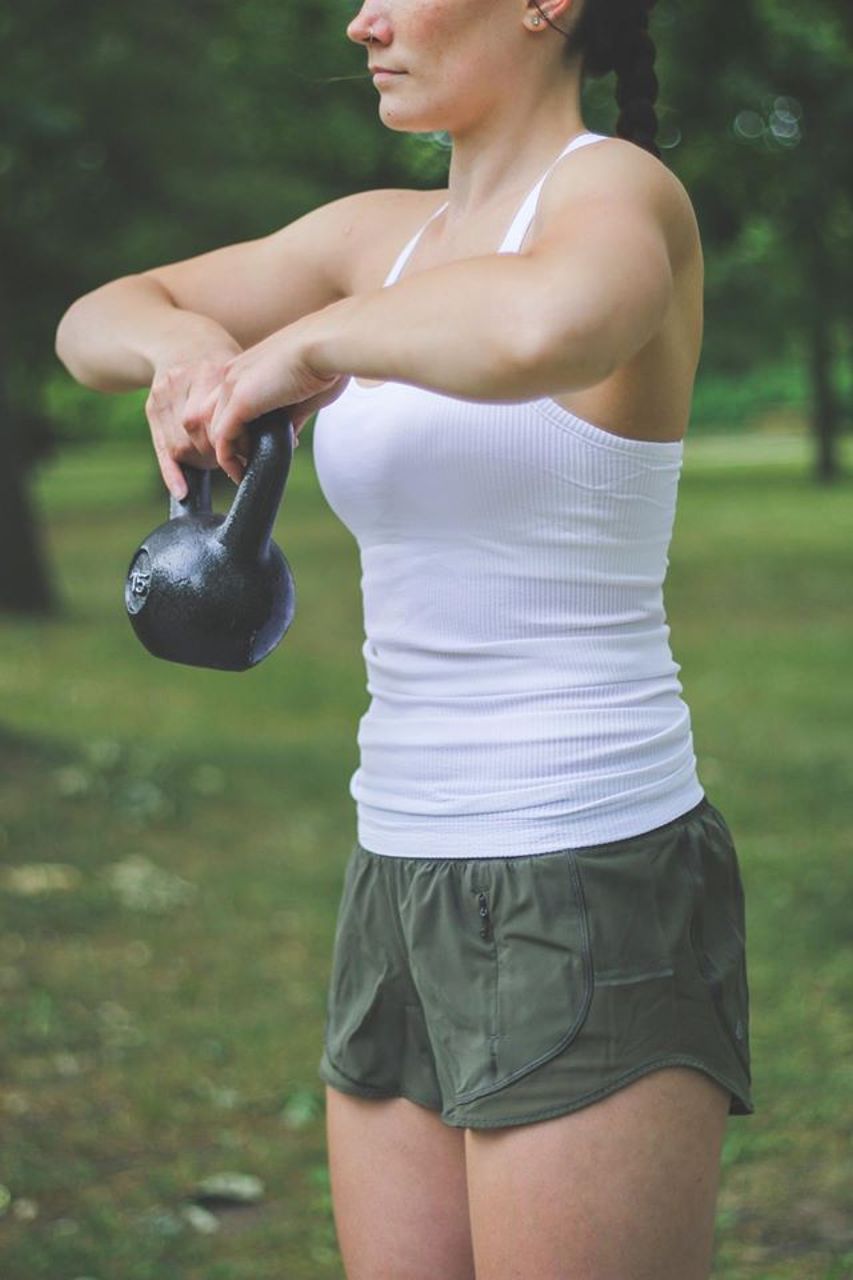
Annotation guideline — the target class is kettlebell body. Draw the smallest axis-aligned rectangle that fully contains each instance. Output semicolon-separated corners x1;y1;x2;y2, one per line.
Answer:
125;410;296;672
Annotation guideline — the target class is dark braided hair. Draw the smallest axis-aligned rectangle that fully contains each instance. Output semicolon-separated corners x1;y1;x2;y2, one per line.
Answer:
532;0;661;160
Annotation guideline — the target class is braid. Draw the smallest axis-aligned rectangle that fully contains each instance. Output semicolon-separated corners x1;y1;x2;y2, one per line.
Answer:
562;0;661;160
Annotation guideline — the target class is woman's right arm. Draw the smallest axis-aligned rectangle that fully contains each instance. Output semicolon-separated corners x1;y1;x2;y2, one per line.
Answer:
53;188;429;495
54;274;241;393
53;188;416;393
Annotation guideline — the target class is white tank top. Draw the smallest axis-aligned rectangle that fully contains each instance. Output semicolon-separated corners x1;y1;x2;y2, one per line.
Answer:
313;130;705;858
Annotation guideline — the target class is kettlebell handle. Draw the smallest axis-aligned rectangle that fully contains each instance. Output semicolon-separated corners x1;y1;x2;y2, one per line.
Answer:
169;466;212;521
166;410;294;559
219;412;294;558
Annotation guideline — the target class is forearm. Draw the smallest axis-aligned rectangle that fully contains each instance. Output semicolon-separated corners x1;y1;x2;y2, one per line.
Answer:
302;254;574;402
54;275;241;393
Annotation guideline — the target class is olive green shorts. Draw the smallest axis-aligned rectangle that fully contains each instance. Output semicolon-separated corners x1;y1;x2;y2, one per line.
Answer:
317;794;754;1129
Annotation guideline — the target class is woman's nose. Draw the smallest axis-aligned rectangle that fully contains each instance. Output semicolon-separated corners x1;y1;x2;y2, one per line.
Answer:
347;6;391;47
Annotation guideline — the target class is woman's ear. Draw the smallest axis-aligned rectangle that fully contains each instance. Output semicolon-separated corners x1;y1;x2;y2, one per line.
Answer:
524;0;577;38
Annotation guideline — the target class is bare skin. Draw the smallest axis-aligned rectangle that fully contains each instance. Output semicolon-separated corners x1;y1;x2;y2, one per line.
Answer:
326;1067;730;1280
345;164;702;444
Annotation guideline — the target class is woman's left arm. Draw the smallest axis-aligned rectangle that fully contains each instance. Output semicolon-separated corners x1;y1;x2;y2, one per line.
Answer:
206;149;686;474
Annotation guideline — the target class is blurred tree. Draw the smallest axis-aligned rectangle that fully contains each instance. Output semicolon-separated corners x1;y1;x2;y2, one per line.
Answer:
662;0;852;482
4;0;236;612
3;0;403;613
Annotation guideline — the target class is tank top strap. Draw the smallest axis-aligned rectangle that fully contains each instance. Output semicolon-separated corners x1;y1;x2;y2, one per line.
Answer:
382;199;450;288
497;131;610;255
381;130;609;287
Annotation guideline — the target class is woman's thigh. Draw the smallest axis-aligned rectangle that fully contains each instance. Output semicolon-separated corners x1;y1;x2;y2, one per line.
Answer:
464;1064;730;1280
324;1084;476;1280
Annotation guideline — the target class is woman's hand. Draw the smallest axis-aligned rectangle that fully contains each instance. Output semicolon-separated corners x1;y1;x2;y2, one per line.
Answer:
145;341;243;500
200;321;349;486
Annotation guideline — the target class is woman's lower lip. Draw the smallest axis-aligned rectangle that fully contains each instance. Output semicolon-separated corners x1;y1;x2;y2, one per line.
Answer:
373;70;404;80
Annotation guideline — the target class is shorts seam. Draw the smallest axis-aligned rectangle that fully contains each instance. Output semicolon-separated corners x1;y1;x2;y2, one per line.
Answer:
682;825;752;1076
443;1055;753;1128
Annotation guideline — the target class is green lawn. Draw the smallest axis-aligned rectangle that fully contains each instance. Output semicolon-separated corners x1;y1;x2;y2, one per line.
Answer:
0;428;851;1279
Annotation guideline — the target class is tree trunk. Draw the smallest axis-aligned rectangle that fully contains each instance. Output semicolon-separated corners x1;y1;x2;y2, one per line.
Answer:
804;215;841;485
0;360;60;615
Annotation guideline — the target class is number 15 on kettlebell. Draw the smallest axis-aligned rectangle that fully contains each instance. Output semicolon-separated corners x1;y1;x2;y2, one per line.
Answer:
124;410;296;672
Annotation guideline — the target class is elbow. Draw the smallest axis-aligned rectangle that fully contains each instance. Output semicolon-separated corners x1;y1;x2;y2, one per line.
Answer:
54;305;79;374
54;291;116;392
54;303;89;385
55;297;98;387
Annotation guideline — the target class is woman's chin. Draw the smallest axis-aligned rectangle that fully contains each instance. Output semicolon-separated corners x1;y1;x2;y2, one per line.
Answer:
378;103;448;134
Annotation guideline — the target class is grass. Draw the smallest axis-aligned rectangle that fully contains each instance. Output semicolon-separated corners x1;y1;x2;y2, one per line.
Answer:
0;425;851;1279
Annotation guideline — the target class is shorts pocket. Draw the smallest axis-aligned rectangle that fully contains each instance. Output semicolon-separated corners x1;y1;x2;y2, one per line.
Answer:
406;852;593;1105
571;830;677;986
324;939;398;1091
684;806;752;1078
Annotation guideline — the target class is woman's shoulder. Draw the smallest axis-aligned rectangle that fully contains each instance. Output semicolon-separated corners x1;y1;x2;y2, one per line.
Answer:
533;135;702;277
340;187;449;296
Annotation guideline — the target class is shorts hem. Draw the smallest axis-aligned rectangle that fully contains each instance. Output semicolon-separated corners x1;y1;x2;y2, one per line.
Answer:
318;1060;442;1114
441;1056;755;1129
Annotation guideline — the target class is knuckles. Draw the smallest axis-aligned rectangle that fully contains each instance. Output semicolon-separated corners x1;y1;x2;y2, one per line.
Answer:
181;408;207;433
146;360;248;466
171;441;214;467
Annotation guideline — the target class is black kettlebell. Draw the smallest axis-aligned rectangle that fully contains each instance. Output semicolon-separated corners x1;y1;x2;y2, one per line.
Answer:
124;409;296;671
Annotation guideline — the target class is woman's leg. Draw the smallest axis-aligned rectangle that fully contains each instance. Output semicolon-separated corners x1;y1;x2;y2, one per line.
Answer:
464;1065;730;1280
325;1085;477;1280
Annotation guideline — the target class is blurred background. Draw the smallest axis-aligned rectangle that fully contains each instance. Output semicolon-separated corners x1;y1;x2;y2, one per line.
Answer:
1;0;851;1277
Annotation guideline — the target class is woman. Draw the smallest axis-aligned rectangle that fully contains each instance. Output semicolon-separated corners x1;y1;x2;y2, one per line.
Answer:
56;1;754;1276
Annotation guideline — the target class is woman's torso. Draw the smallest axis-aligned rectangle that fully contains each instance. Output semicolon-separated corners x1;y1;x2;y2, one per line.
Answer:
313;132;707;858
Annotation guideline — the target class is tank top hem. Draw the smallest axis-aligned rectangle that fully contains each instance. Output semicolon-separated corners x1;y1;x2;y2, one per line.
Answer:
354;773;707;859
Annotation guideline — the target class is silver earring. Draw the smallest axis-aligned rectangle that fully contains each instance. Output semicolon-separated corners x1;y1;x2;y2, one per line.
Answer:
532;14;542;25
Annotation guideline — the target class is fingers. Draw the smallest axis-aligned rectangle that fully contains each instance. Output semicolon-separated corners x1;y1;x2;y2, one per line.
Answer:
166;344;334;482
145;358;234;498
197;383;222;425
207;388;251;484
148;426;190;501
216;436;248;487
181;365;229;451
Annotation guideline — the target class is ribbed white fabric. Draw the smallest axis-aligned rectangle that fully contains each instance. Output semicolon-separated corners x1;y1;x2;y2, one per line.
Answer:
313;130;705;858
